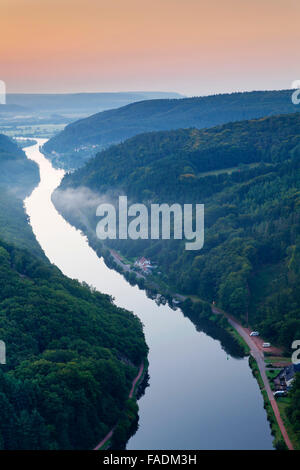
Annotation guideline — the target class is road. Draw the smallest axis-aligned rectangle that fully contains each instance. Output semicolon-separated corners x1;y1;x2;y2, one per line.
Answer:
110;249;144;278
129;362;145;398
212;307;294;450
94;427;115;451
94;362;144;450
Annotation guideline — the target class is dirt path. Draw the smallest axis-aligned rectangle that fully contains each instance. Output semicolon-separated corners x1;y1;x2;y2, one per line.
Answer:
129;362;144;398
212;306;294;450
94;361;144;450
94;427;116;451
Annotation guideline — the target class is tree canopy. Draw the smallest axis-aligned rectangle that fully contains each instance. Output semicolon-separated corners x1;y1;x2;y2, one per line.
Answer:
56;113;300;351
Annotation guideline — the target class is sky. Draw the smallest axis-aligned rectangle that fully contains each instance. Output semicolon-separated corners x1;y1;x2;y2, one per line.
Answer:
1;0;300;96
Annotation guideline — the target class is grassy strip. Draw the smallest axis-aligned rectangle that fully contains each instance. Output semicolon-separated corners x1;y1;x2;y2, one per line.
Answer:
249;356;288;450
207;304;250;354
277;398;300;451
227;326;251;355
265;356;291;364
249;356;265;390
261;390;286;449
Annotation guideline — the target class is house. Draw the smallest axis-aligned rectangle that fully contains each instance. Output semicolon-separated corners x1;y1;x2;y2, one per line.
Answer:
274;364;300;392
134;257;153;274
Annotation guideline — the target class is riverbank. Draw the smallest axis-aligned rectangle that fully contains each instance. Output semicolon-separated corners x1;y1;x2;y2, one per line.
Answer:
53;218;281;449
45;210;278;447
100;242;292;449
110;247;297;451
44;206;273;448
23;140;275;450
106;248;253;359
103;244;298;451
85;232;295;450
47;211;281;448
211;305;295;450
64;229;250;359
94;361;148;450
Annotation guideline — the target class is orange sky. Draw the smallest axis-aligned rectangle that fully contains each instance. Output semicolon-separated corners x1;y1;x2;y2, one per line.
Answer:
1;0;299;95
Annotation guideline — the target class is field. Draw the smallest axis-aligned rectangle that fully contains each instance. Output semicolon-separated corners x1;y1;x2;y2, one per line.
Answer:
1;123;66;138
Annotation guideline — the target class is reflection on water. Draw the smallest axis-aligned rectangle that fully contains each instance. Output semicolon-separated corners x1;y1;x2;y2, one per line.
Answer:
24;140;274;450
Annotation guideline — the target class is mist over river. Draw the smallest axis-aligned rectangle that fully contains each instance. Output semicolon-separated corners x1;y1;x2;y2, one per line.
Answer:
24;139;273;450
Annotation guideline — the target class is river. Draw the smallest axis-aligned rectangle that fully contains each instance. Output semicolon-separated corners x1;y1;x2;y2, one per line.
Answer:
23;139;273;450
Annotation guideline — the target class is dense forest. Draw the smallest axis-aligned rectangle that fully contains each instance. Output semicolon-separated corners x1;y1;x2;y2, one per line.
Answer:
0;136;43;257
0;188;45;259
287;373;300;436
0;134;39;198
0;137;148;449
0;236;147;449
55;112;300;352
43;90;299;169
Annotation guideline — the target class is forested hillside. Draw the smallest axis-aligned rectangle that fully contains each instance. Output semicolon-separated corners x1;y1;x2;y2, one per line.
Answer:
0;134;39;198
0;237;147;449
54;113;300;350
0;188;45;259
0;141;148;449
43;89;299;169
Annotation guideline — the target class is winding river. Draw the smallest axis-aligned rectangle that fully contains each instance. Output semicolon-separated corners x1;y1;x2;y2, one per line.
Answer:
24;139;273;450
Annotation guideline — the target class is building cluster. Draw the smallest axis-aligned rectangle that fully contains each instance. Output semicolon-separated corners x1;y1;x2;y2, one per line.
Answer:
134;257;153;274
274;363;300;392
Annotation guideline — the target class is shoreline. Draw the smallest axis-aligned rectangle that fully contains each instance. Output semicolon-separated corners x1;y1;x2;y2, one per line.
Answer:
25;141;149;452
101;244;296;450
94;361;147;451
47;199;292;450
212;305;294;450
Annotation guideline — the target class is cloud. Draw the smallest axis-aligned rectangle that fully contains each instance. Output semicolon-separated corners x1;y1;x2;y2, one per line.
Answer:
52;185;124;234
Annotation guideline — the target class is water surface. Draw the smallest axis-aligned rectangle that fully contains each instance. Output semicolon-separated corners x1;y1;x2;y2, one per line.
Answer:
24;139;273;450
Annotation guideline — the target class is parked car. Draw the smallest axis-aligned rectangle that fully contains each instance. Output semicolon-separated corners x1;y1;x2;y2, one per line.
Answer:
250;331;259;336
263;342;271;348
274;391;287;398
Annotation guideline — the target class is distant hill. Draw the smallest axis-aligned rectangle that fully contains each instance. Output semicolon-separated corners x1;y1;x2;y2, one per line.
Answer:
44;89;299;169
6;91;183;116
0;104;29;114
0;135;39;198
54;112;300;351
0;92;183;134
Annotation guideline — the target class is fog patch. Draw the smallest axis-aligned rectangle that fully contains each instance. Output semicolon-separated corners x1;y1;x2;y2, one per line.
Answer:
52;186;124;234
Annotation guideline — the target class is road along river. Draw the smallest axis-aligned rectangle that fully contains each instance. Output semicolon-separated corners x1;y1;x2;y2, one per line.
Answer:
24;139;274;450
